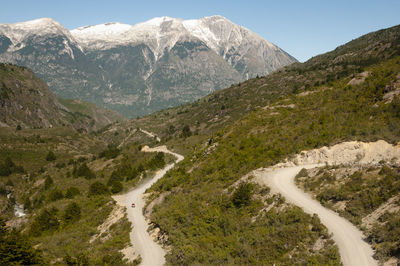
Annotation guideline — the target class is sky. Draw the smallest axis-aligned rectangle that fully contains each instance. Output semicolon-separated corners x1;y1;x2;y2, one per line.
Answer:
1;0;399;62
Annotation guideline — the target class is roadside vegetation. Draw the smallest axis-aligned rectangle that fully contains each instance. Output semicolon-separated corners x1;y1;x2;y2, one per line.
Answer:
296;164;400;263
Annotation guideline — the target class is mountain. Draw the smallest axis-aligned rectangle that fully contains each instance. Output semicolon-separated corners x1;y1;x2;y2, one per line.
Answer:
0;63;124;131
118;24;400;146
103;24;400;264
0;16;296;117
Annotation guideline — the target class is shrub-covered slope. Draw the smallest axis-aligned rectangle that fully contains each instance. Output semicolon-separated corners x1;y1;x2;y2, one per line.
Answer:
0;63;124;131
296;164;400;264
120;24;400;149
140;25;400;265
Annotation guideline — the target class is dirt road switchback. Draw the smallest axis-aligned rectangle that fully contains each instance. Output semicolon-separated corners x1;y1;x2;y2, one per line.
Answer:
257;165;377;266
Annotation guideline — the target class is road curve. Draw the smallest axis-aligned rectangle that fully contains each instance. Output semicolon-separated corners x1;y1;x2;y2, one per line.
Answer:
262;165;377;266
113;146;183;266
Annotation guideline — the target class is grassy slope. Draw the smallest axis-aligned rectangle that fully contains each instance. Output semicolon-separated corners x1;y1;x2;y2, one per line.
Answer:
143;30;400;264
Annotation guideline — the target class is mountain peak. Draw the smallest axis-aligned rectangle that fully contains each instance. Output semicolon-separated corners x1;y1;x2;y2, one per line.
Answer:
141;16;180;27
0;17;74;45
71;22;131;44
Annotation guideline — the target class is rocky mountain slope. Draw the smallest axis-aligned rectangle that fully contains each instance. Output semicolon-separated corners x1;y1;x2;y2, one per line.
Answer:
0;63;124;131
0;16;296;117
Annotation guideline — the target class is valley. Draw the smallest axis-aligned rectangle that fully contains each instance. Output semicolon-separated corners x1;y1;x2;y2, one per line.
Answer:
0;14;399;266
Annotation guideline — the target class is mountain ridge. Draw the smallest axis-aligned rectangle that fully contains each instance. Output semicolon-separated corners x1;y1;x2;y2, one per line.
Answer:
0;63;124;131
0;16;296;117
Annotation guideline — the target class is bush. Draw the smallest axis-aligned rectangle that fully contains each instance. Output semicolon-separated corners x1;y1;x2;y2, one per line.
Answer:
89;182;108;196
181;125;192;138
98;145;120;159
63;202;81;223
65;187;80;199
44;176;53;190
74;163;95;179
0;157;24;176
30;208;59;236
232;182;253;207
47;189;63;202
46;151;56;161
110;180;123;194
146;152;165;170
107;173;123;186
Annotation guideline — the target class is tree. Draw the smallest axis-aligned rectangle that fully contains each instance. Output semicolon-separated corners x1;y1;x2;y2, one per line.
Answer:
63;202;81;223
232;182;253;207
46;151;56;161
0;217;45;265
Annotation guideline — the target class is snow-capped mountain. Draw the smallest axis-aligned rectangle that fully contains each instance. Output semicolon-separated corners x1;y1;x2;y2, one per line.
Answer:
0;16;296;117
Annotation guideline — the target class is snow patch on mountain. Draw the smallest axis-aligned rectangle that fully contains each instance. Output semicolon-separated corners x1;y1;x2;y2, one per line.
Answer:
71;22;132;47
70;15;282;61
0;18;83;52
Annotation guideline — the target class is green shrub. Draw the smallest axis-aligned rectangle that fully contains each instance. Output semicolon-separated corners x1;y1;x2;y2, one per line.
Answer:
63;202;81;223
0;157;24;176
74;163;95;179
89;182;108;196
44;176;53;190
146;152;165;170
110;180;123;194
46;151;56;161
98;145;120;159
65;187;80;199
47;189;63;202
232;182;253;207
181;125;191;138
30;208;59;236
107;172;123;186
0;218;44;265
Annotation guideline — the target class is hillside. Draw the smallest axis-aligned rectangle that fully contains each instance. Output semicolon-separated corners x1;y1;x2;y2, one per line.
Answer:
296;163;400;263
0;63;124;131
0;16;296;117
122;24;400;148
130;25;400;265
1;22;400;265
0;123;175;264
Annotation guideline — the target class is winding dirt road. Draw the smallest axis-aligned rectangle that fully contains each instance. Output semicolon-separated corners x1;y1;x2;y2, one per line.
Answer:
113;145;183;266
260;164;377;266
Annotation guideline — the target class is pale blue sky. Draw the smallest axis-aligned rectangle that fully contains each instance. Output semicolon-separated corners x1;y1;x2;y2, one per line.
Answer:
1;0;399;62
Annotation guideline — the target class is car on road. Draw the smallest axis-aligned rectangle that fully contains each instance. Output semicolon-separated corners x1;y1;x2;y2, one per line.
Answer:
131;202;135;208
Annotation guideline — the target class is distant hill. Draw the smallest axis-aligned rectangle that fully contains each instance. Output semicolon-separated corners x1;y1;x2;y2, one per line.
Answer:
0;16;296;117
0;63;124;131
